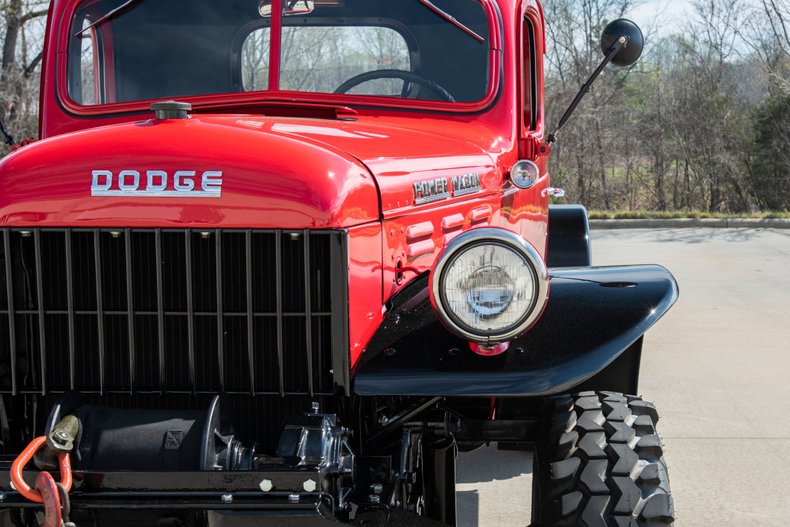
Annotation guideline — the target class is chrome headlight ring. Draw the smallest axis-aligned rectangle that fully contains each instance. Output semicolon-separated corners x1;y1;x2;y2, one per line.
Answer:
429;228;549;343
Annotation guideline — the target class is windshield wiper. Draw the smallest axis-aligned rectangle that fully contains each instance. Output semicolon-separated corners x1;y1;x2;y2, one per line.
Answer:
418;0;484;43
75;0;144;36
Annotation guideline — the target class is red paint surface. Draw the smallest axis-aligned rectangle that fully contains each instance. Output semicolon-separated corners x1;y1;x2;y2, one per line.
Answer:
470;341;511;357
5;0;552;368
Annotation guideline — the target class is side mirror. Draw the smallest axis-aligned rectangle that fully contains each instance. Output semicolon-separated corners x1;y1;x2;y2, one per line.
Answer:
547;19;644;143
259;0;315;17
600;19;644;67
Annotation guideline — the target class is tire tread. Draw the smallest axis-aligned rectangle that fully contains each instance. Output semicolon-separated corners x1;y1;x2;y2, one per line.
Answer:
532;392;674;526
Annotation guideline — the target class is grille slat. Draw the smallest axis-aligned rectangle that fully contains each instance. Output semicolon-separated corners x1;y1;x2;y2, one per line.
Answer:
154;228;166;392
124;229;136;393
34;230;47;395
3;229;17;395
275;231;285;397
245;230;255;396
185;231;196;393
92;230;105;395
303;230;314;397
65;230;76;390
215;230;225;392
0;229;347;397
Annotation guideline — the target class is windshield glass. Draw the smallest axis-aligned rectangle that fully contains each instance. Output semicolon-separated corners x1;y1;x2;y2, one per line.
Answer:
67;0;492;107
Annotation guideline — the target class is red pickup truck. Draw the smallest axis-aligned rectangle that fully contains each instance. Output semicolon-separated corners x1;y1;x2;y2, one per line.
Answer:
0;1;675;525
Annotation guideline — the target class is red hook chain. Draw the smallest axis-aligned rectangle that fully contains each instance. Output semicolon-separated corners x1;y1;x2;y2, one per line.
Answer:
10;436;72;504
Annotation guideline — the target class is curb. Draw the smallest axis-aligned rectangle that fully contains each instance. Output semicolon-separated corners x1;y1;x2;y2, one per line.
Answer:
589;218;790;230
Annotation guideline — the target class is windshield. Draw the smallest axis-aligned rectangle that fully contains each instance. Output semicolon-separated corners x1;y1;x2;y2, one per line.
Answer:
67;0;492;108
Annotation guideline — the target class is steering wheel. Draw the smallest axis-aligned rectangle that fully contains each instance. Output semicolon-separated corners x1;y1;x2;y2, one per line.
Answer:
334;69;456;102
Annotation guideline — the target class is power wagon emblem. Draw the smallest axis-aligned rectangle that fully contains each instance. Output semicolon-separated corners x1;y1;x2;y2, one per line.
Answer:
413;172;481;205
91;169;223;198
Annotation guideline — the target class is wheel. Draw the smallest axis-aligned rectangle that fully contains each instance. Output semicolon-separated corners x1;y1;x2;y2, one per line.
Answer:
333;69;456;102
531;391;674;526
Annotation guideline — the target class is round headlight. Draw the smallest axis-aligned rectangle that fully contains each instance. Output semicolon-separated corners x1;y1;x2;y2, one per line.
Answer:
429;228;549;343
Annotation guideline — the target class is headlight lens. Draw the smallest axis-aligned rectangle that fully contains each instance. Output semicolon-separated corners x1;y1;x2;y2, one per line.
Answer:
430;229;548;343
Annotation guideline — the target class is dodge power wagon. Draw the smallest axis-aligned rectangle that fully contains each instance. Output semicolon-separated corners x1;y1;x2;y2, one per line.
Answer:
0;0;677;525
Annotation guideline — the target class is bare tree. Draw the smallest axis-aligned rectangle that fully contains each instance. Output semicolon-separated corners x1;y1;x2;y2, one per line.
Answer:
0;0;49;146
544;0;645;208
743;0;790;93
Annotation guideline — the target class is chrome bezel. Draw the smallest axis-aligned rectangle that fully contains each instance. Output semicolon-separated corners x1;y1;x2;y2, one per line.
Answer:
510;160;541;189
429;228;549;343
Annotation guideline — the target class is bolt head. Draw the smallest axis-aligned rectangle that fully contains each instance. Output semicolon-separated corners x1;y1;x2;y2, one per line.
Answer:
369;494;381;504
288;494;300;504
259;479;274;492
220;493;233;504
303;479;317;492
370;483;383;494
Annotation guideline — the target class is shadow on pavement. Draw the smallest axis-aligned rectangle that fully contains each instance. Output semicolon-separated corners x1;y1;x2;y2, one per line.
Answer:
456;490;480;527
456;445;533;483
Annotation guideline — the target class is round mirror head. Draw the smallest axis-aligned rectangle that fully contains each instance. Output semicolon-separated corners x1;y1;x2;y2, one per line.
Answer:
600;18;644;67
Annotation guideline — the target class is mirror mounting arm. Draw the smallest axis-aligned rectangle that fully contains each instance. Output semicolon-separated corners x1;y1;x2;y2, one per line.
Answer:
547;36;627;145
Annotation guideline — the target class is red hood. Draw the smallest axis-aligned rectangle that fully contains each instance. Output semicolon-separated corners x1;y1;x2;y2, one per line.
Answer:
0;115;498;228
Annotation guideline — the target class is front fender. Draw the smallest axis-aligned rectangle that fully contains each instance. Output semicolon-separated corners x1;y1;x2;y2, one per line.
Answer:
354;265;678;397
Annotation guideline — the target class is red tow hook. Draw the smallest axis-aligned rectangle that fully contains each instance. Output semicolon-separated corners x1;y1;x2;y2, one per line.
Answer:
10;415;79;526
10;436;73;503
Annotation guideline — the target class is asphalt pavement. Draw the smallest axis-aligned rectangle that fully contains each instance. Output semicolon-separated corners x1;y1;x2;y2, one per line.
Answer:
456;228;790;527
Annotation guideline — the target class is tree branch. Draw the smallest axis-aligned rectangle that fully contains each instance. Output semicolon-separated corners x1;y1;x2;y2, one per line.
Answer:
23;50;42;77
20;8;47;24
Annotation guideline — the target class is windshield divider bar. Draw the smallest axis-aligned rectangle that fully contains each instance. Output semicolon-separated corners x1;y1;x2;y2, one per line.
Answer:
268;0;283;90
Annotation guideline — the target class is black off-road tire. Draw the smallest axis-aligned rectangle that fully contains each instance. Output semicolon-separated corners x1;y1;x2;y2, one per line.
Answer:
531;391;674;526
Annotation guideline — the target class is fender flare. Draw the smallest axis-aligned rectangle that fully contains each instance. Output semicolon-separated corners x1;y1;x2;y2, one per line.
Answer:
546;204;591;267
354;265;678;397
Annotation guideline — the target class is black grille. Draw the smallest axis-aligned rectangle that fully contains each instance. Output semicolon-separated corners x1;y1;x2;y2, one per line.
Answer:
0;228;349;397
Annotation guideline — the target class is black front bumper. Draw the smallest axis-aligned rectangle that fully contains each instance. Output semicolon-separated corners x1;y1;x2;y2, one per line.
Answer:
0;467;339;525
354;265;678;397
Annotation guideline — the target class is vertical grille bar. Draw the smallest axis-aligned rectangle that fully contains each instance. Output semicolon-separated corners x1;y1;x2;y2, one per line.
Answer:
330;232;350;395
245;230;255;396
33;231;47;395
275;231;284;397
92;230;105;395
155;229;165;392
215;229;225;392
303;230;314;397
65;229;76;390
124;229;135;393
3;229;17;395
185;231;196;393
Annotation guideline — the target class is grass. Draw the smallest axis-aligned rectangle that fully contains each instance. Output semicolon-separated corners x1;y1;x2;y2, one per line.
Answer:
587;210;790;220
